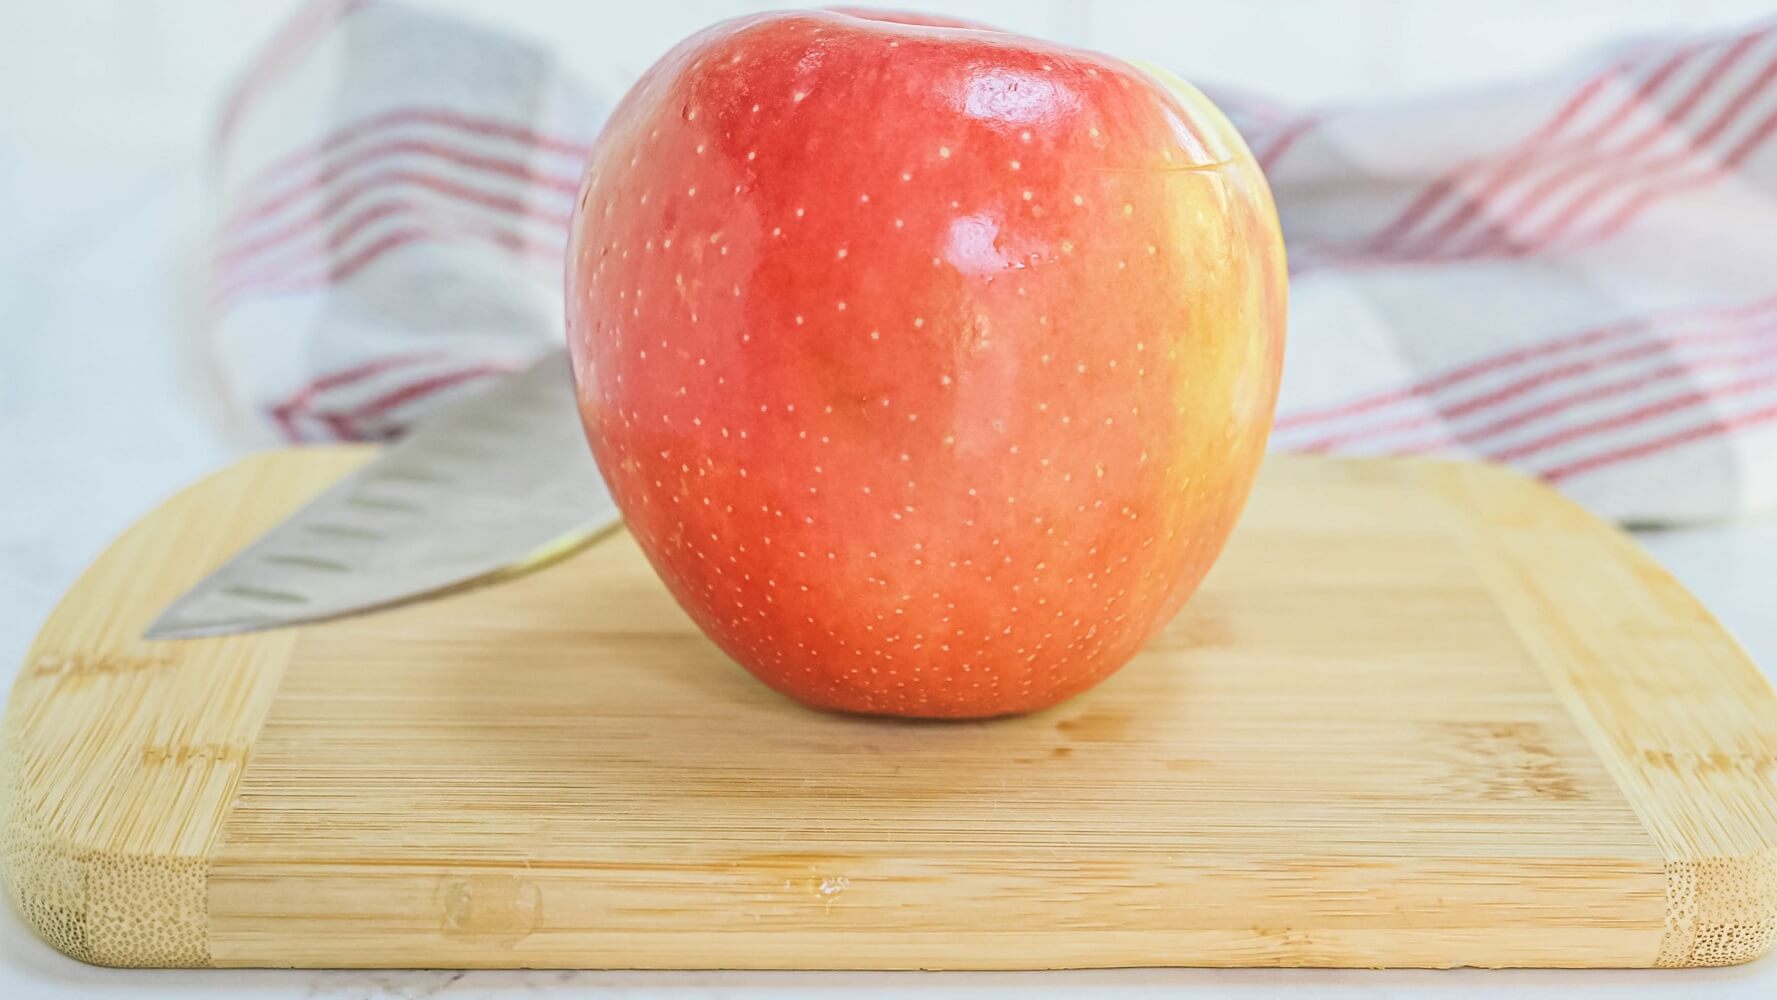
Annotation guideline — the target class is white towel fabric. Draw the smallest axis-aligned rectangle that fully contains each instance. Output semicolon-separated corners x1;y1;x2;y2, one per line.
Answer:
209;0;599;443
209;1;1777;524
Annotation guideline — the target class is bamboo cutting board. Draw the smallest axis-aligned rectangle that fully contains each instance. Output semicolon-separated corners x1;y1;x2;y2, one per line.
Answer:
4;448;1777;971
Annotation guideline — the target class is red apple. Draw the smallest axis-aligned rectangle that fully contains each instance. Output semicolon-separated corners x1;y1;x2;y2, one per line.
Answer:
566;10;1286;718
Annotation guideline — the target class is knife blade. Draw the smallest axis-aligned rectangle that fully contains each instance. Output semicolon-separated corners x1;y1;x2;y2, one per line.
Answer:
145;348;619;639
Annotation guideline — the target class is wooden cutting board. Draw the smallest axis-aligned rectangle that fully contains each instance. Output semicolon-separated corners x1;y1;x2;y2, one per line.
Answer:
4;448;1776;971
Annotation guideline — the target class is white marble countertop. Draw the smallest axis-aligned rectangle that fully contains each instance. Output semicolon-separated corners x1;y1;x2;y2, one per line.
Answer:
4;3;1776;996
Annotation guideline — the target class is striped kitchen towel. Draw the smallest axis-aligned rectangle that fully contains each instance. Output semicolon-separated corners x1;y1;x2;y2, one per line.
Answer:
207;0;604;443
208;1;1777;524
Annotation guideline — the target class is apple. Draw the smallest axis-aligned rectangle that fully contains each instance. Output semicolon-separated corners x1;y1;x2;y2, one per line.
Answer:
566;10;1286;718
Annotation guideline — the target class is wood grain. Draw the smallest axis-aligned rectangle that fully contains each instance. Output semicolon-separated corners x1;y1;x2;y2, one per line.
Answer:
4;449;1775;969
1;453;318;965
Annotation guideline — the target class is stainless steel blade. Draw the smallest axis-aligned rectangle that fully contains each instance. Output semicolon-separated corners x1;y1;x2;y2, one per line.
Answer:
145;349;618;639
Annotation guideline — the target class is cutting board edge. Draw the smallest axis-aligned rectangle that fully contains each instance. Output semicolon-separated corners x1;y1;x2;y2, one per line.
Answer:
1;447;367;966
3;448;1775;969
1435;458;1777;968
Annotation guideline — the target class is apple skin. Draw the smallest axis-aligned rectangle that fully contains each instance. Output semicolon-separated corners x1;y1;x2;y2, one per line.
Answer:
566;10;1286;718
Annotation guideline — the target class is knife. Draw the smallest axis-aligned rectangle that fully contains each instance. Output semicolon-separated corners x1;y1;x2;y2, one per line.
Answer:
145;348;620;639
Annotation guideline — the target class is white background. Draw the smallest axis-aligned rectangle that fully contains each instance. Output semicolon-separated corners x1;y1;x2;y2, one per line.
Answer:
4;2;1777;998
